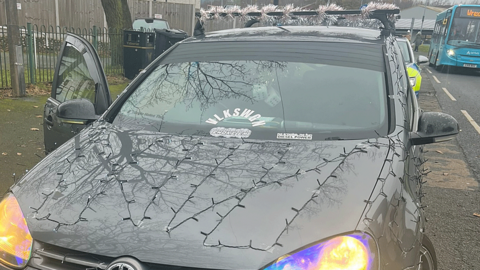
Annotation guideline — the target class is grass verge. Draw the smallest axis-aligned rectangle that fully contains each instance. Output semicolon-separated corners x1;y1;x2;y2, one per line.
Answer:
419;44;430;53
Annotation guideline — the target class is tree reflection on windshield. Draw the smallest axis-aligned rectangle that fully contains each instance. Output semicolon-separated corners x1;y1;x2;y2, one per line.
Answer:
113;60;387;140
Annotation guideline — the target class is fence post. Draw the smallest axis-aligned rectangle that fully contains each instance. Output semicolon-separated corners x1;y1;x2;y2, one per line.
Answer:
27;23;36;84
5;0;26;96
92;25;98;50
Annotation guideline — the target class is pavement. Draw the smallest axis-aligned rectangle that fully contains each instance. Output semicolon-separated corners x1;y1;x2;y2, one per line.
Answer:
416;54;480;270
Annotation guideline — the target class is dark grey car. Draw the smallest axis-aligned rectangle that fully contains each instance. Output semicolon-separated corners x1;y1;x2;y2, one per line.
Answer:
0;11;459;270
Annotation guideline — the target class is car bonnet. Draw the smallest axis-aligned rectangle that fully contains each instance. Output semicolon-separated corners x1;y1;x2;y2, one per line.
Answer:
13;121;391;269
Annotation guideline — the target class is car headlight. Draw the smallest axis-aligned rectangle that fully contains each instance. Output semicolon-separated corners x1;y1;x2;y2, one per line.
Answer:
263;232;377;270
0;194;33;268
409;77;417;87
447;49;455;56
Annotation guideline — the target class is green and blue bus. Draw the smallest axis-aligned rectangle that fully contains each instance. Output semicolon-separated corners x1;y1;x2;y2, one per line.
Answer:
428;5;480;70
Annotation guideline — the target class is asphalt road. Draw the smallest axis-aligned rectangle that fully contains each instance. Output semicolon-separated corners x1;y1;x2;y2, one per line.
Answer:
427;65;480;179
417;60;480;270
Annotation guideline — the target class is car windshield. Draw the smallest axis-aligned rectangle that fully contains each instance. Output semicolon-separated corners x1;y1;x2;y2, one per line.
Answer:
112;42;388;141
133;19;169;30
398;40;413;64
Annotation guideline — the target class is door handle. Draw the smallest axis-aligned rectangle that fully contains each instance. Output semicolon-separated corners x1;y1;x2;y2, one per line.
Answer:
45;116;54;126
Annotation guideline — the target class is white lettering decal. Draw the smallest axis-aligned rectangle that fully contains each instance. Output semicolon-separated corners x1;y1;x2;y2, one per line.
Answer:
233;108;241;117
252;121;266;127
248;114;262;122
206;118;218;125
223;109;232;118
240;109;255;118
206;108;266;126
277;133;313;140
210;127;252;139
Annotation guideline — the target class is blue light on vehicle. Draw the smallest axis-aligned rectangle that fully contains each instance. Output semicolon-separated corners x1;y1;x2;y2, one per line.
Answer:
263;233;375;270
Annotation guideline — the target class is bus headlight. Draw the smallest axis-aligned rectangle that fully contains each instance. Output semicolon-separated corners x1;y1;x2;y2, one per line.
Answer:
447;49;455;56
0;194;33;268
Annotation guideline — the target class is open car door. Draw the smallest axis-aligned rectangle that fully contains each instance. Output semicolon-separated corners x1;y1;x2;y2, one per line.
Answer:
43;33;111;153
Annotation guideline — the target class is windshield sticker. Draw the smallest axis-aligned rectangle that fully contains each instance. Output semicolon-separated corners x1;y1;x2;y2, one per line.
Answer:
205;108;266;126
277;133;313;140
210;127;252;139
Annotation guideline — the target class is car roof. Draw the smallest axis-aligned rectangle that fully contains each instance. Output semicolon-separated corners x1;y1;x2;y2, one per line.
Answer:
134;18;167;22
396;37;409;43
184;26;386;45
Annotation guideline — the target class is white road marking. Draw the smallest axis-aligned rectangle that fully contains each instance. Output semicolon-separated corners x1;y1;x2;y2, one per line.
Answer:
426;69;432;74
461;110;480;135
442;88;457;101
432;75;441;83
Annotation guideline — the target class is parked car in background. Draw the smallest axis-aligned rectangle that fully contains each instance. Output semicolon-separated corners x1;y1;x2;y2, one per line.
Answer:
397;37;429;98
133;18;170;31
1;7;460;270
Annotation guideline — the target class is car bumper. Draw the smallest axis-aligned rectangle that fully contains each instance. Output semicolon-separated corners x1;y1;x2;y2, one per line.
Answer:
444;54;480;68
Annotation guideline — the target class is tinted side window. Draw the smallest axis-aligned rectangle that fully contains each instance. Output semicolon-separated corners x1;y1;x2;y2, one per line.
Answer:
54;43;96;105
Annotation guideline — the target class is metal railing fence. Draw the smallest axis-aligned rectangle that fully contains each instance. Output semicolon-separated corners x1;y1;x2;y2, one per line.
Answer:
0;24;124;89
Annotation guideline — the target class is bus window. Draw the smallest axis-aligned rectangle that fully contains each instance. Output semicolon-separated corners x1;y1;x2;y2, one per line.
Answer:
432;21;444;44
448;6;480;45
465;21;480;42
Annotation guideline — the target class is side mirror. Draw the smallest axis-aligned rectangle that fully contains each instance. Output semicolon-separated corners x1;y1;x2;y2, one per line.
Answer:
57;99;98;125
410;112;459;145
417;55;429;64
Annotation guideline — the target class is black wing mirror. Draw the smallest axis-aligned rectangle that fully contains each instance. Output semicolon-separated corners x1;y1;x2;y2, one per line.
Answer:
57;99;98;125
410;112;459;145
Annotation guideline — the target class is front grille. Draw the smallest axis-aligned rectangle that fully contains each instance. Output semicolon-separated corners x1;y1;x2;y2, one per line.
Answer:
28;240;218;270
29;241;110;270
459;55;480;60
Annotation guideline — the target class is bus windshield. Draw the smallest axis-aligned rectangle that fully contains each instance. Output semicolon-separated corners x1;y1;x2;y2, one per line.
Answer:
448;7;480;46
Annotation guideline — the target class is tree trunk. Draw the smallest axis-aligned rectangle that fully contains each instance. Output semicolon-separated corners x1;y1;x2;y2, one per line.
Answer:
101;0;132;66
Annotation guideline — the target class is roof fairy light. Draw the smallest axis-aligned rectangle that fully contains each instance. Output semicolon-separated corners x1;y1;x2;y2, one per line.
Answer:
197;2;398;22
195;2;400;36
316;4;344;22
361;2;399;18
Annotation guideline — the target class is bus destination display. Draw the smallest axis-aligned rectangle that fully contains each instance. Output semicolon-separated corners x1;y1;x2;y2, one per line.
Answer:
459;7;480;18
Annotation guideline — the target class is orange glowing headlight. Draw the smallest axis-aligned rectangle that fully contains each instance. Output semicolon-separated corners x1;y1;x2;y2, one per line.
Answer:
317;236;369;270
263;233;377;270
0;194;33;268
